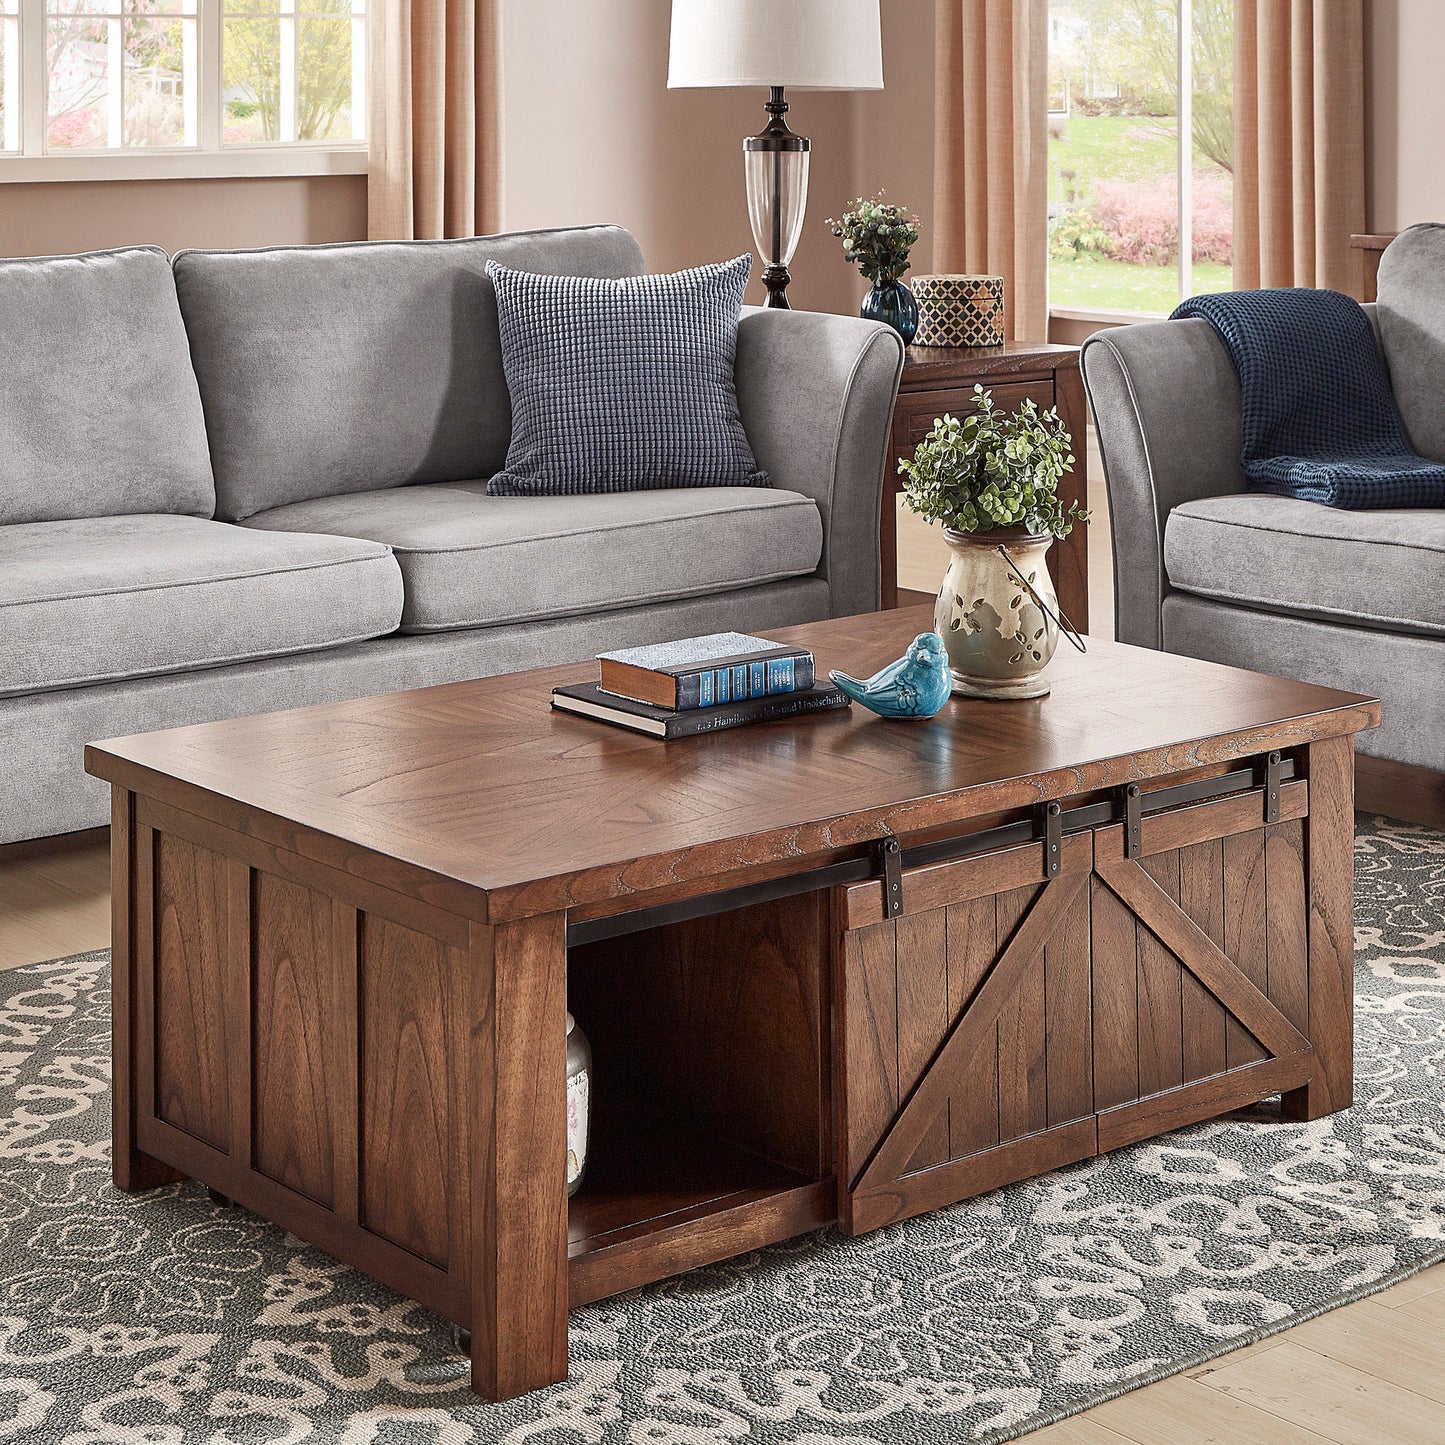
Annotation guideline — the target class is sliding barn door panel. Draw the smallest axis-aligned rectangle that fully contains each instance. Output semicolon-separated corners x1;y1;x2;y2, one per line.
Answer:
837;779;1318;1235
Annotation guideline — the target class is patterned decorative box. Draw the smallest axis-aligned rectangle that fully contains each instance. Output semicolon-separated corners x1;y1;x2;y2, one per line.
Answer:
912;274;1006;348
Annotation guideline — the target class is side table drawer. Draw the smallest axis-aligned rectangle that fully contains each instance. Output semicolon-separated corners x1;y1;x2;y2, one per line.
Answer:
834;773;1316;1236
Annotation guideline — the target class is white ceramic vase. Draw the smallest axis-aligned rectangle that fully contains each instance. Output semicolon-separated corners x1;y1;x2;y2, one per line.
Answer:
934;526;1060;699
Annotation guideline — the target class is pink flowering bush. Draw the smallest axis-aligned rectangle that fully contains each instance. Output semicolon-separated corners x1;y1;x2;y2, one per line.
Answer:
1092;176;1233;267
46;107;106;150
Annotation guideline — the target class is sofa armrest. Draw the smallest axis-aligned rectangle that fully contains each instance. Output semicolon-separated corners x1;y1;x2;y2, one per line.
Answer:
1081;318;1243;649
735;307;904;617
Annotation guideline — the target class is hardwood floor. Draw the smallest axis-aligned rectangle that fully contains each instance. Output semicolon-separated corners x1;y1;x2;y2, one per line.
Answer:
2;821;1440;1439
0;832;111;970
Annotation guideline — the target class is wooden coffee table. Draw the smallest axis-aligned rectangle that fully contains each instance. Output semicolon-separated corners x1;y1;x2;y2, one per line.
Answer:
86;609;1379;1402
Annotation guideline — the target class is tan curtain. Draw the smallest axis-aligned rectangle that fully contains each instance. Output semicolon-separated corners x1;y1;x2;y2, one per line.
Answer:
932;0;1049;342
1234;0;1366;294
368;0;503;241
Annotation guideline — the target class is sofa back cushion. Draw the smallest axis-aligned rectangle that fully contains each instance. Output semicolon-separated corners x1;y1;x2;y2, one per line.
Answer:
1377;223;1445;462
0;247;215;525
173;226;649;521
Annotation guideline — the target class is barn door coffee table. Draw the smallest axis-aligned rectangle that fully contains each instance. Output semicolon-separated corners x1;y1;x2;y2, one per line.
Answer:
86;609;1379;1402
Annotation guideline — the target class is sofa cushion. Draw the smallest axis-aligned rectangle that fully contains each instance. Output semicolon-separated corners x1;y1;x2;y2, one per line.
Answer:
0;247;215;526
1377;223;1445;463
242;484;823;632
1164;493;1445;638
0;516;404;697
173;226;648;523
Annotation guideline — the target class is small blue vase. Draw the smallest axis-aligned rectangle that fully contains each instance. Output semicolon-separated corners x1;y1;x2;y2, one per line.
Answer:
861;278;919;344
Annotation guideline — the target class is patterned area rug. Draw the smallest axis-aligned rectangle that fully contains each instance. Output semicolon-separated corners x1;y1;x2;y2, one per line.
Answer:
1;816;1442;1444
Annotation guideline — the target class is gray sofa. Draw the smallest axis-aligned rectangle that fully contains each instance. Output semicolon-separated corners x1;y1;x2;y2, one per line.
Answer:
1082;223;1444;797
1;225;904;844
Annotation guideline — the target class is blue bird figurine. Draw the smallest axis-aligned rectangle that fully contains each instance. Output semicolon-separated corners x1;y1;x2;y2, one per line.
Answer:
829;632;952;719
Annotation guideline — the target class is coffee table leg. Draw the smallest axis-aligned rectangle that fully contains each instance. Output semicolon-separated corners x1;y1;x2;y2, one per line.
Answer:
469;912;570;1400
110;787;182;1194
1282;734;1355;1122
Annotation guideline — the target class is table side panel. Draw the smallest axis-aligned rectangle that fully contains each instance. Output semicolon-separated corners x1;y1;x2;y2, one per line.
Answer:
251;870;336;1207
119;795;487;1327
151;828;233;1151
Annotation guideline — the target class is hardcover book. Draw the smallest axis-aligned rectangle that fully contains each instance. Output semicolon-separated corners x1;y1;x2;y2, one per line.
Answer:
551;680;848;739
597;632;815;711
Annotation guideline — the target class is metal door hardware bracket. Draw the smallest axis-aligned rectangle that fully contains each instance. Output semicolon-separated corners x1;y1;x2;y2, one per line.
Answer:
878;836;904;918
566;755;1297;948
1123;784;1143;858
1262;750;1282;824
1042;800;1063;876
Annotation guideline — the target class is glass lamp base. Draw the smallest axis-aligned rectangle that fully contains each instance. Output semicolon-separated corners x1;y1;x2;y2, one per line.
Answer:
744;87;810;311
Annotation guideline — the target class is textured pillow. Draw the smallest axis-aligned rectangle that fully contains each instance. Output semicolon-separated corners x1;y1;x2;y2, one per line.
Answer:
485;254;768;496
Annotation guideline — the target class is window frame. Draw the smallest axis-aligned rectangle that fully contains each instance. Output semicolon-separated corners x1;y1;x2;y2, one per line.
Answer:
0;0;366;183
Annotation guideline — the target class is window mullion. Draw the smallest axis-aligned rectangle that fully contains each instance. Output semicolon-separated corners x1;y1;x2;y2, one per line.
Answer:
197;0;218;150
18;0;42;155
1177;0;1194;303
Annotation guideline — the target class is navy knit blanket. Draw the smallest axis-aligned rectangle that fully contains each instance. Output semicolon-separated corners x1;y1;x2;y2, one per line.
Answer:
1172;288;1445;509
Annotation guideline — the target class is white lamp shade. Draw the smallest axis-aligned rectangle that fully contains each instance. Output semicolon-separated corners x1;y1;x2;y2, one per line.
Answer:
668;0;883;92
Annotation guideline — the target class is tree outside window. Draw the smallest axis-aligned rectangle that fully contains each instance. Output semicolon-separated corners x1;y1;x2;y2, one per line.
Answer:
223;2;362;145
1048;0;1234;315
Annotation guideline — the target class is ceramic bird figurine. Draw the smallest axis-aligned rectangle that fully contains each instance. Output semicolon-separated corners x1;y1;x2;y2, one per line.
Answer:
829;632;952;719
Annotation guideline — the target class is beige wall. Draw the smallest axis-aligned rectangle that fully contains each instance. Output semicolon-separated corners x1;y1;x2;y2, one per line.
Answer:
1368;0;1445;232
850;0;937;282
498;0;861;314
0;175;365;258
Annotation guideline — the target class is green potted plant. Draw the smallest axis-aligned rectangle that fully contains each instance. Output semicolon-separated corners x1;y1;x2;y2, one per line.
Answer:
827;191;922;342
900;385;1088;699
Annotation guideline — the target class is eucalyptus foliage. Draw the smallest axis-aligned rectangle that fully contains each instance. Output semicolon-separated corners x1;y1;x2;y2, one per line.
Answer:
900;385;1089;539
826;192;921;284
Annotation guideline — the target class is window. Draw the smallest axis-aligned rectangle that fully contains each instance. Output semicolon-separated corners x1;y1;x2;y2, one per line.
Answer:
1;0;365;177
1047;0;1233;317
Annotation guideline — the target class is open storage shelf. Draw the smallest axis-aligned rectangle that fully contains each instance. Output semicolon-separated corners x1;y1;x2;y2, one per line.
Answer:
567;1092;832;1305
565;890;836;1305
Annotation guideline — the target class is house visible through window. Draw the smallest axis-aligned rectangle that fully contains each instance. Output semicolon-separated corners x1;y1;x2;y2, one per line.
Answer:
3;0;363;160
1047;0;1233;316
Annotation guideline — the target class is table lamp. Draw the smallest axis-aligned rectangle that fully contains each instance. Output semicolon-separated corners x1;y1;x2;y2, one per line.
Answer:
668;0;884;308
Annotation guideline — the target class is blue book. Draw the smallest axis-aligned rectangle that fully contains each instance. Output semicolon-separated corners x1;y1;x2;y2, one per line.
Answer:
597;632;816;711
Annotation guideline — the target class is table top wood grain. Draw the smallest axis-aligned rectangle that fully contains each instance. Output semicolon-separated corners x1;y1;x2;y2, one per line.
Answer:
86;608;1380;921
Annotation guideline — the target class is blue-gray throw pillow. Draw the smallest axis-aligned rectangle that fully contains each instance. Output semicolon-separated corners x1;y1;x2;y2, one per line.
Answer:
485;254;768;497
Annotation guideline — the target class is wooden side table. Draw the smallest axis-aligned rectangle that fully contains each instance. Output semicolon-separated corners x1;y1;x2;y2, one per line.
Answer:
883;340;1089;634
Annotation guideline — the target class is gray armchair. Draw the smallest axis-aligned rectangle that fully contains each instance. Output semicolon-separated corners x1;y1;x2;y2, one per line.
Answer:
1082;224;1445;819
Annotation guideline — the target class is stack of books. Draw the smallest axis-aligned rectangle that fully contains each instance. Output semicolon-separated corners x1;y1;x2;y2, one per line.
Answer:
550;632;850;738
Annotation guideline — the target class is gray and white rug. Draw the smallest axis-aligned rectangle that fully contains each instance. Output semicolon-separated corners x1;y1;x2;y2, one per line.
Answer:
1;816;1442;1444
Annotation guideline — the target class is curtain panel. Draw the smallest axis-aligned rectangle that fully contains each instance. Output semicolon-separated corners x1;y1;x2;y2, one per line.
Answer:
932;0;1050;343
368;0;503;242
1234;0;1367;294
